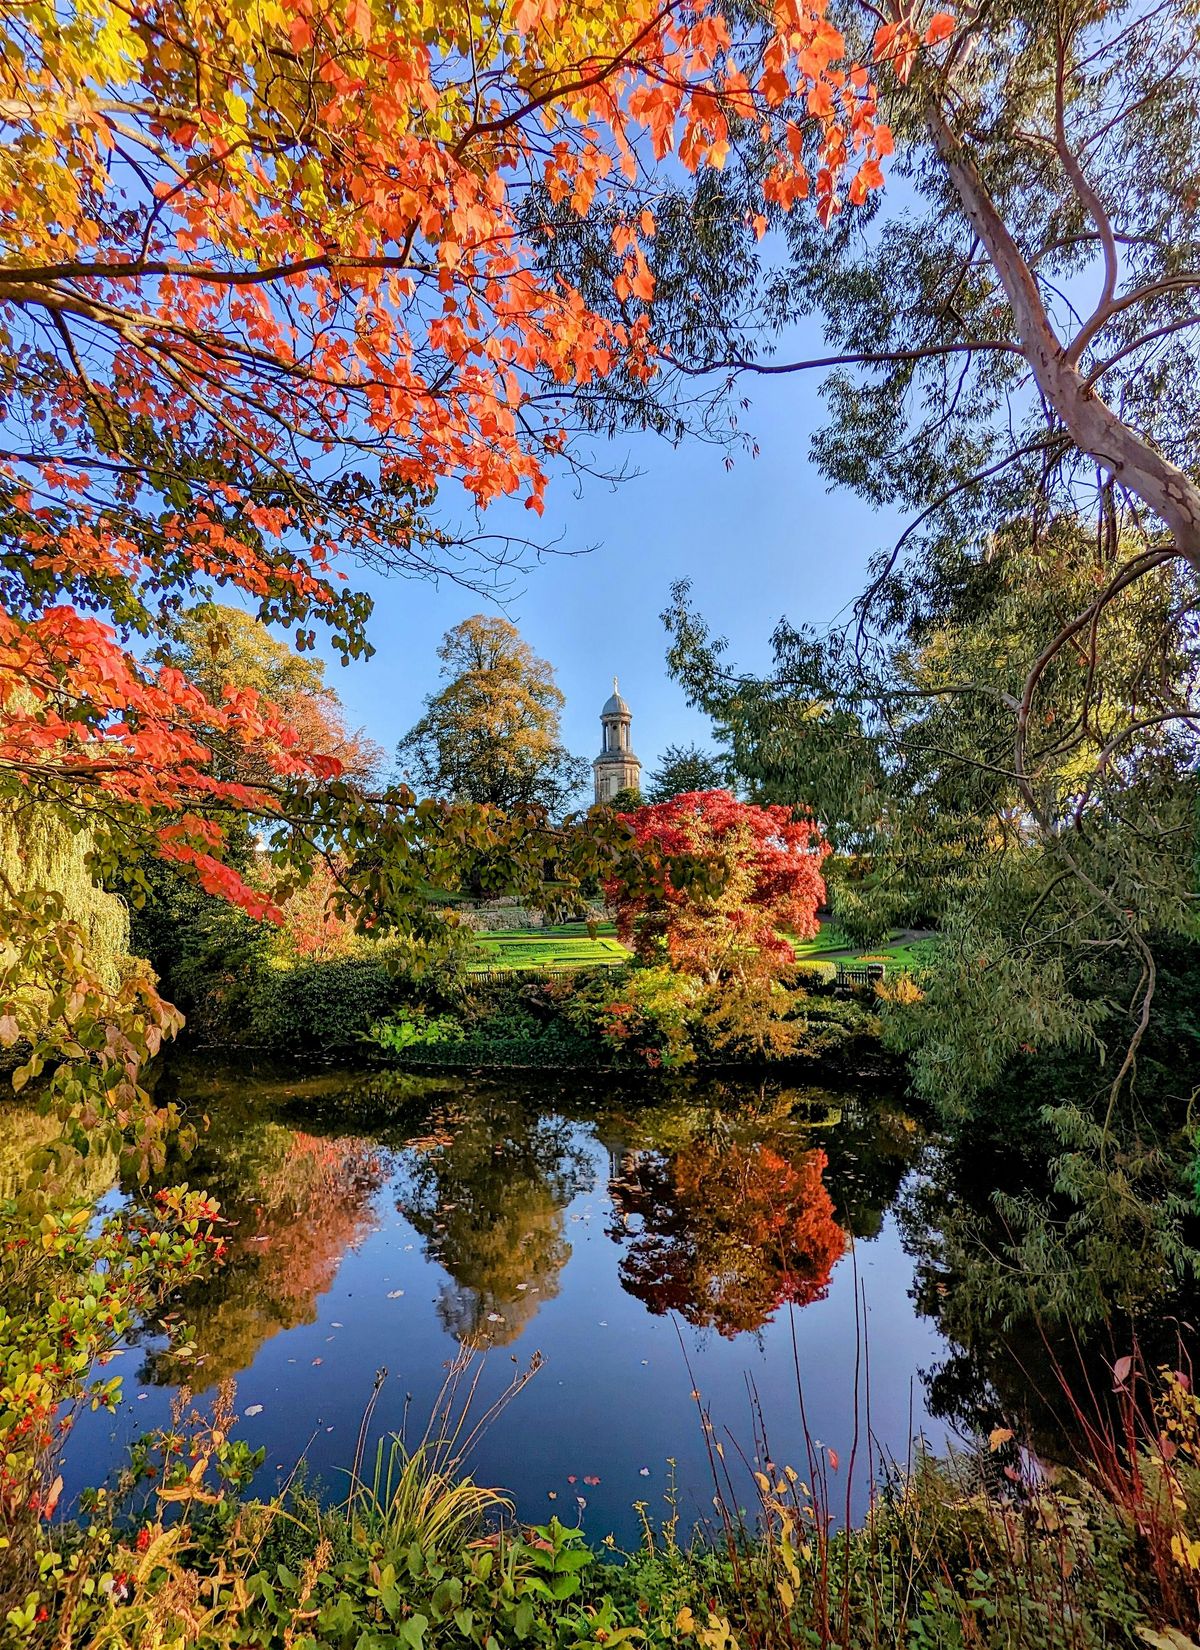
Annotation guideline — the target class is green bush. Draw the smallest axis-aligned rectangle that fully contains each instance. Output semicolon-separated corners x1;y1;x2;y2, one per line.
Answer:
244;954;413;1050
371;1007;468;1056
791;958;838;988
372;996;599;1068
560;964;701;1069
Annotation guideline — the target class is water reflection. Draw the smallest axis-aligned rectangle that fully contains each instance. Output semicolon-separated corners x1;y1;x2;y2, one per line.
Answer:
141;1111;392;1384
102;1068;932;1365
41;1061;964;1536
396;1097;593;1345
610;1131;845;1336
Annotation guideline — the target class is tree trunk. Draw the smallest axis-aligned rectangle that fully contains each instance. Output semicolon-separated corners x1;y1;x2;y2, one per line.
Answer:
925;101;1200;574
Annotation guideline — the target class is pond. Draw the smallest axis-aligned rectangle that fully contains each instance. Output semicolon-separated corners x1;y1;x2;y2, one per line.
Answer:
47;1061;962;1546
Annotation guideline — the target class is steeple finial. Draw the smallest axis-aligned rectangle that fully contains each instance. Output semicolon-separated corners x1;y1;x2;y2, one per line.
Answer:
613;674;619;694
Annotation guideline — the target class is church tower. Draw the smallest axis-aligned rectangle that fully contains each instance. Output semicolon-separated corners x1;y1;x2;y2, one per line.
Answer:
593;677;642;804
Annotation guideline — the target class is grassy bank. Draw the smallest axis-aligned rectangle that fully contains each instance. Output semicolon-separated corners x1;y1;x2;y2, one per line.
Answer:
11;1374;1199;1650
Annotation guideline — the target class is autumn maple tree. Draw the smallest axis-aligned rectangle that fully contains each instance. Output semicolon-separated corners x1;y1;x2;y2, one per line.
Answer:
608;790;829;1056
0;0;922;1131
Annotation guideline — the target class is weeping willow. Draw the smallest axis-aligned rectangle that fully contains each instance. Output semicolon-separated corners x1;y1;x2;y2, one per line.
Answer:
0;803;131;990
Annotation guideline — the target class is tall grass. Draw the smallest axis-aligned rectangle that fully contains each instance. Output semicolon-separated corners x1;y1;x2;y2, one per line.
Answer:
665;1282;1200;1649
343;1348;541;1554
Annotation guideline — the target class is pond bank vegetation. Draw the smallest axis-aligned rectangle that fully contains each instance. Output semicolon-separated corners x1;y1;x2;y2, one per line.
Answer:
10;1343;1200;1650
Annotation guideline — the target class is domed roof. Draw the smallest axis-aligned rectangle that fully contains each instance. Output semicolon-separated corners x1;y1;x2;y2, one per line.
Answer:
602;675;630;717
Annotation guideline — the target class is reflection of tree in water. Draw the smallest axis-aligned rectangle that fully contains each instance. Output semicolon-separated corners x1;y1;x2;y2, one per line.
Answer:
397;1101;593;1346
147;1122;389;1384
894;1130;1191;1459
608;1125;848;1337
0;1104;118;1204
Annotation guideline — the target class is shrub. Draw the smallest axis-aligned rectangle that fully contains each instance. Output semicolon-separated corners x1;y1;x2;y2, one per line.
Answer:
243;953;412;1050
561;965;701;1069
372;998;598;1067
371;1007;468;1056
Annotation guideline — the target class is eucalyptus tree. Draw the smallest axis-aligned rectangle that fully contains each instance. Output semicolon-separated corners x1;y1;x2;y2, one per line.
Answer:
533;0;1200;1312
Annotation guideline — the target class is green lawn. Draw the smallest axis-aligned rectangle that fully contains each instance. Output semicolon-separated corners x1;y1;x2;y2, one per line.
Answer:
468;924;628;972
467;920;935;975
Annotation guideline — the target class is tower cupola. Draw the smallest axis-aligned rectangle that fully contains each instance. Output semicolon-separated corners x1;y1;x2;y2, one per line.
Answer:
593;676;642;804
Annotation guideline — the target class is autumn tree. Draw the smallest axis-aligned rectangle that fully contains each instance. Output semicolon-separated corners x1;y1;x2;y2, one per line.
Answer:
154;605;382;788
0;0;898;1142
131;609;384;992
395;616;587;814
614;791;827;973
611;790;828;1056
646;743;726;802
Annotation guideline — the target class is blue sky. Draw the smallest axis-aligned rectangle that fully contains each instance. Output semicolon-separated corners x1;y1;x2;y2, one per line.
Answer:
322;349;900;787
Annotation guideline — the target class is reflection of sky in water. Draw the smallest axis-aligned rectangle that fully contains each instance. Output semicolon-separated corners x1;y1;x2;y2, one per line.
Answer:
57;1071;953;1546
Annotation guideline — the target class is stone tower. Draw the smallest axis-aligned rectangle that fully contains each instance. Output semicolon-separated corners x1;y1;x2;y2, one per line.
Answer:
593;677;641;804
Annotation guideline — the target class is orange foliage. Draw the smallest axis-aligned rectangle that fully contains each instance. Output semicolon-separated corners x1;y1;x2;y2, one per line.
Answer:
2;1;896;916
611;1137;846;1335
612;790;829;980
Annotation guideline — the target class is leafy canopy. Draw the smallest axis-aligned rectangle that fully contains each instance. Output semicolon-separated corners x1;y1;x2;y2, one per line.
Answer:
0;0;903;1131
395;615;587;814
645;742;727;803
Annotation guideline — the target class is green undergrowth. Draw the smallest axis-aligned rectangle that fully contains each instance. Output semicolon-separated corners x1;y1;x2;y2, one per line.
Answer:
370;966;879;1071
8;1420;1194;1650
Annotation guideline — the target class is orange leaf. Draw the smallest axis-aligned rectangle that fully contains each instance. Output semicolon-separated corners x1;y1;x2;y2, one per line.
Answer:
347;0;372;43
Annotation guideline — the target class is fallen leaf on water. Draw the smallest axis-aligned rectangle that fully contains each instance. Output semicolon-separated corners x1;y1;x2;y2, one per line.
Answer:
332;1322;343;1329
548;1491;557;1500
387;1290;405;1299
311;1358;323;1366
244;1404;264;1417
487;1313;503;1323
583;1475;600;1486
576;1496;587;1508
567;1475;577;1484
639;1468;650;1477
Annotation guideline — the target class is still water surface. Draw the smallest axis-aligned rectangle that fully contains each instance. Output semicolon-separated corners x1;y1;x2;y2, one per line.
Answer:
58;1061;956;1544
